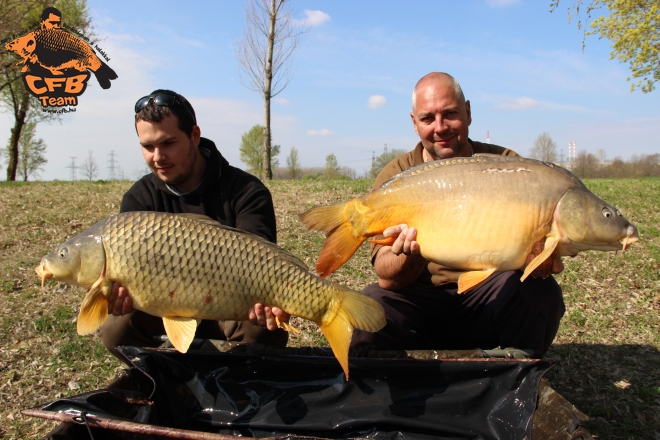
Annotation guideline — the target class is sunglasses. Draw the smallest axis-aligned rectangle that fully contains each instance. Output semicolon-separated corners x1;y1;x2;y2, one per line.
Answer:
134;92;196;124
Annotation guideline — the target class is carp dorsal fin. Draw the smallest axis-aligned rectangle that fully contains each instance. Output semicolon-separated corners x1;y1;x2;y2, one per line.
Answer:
520;236;559;282
77;278;112;335
162;317;200;353
457;268;497;294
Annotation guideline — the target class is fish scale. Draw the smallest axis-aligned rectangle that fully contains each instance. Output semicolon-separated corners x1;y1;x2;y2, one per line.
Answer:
36;211;385;379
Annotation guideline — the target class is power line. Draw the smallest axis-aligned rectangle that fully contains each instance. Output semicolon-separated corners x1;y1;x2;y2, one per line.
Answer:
107;150;117;180
66;157;77;181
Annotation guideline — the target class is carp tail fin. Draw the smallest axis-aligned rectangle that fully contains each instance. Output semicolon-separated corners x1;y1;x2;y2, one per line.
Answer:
77;279;111;335
162;317;199;353
457;268;497;294
93;62;118;89
299;201;366;277
319;286;386;380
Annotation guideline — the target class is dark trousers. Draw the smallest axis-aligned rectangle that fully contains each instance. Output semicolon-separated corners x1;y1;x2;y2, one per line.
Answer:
351;271;565;357
99;312;288;363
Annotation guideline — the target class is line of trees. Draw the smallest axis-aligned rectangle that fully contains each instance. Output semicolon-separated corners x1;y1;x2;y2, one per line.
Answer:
572;152;660;178
529;132;660;178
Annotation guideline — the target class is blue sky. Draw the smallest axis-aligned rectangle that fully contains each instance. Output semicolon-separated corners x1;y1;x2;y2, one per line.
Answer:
1;0;658;181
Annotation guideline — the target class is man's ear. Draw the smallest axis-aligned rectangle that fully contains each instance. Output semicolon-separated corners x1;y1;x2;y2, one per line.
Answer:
410;112;420;136
191;125;201;146
465;100;472;126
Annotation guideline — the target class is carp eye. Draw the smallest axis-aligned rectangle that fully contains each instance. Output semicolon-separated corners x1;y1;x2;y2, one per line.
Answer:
59;247;68;258
601;208;613;218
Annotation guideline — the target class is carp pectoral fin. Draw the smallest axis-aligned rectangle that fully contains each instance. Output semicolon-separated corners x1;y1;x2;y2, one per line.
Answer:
162;317;198;353
276;316;301;334
319;286;386;380
520;236;559;282
457;268;497;294
77;280;111;335
370;236;396;246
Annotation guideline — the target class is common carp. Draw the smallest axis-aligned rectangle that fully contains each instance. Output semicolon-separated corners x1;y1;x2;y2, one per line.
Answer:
5;28;117;89
299;155;639;293
35;212;385;379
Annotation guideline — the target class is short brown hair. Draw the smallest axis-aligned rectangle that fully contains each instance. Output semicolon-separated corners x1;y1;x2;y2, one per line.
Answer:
134;89;197;137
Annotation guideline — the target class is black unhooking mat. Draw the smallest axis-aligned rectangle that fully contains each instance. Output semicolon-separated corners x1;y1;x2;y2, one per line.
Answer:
29;345;554;439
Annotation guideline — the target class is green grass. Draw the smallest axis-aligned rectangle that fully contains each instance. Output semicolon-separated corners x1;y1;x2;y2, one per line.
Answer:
0;177;657;439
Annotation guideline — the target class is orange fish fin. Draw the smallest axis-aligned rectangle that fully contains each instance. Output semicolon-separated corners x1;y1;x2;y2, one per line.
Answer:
319;286;386;380
162;317;199;353
370;236;396;246
520;236;559;282
299;201;366;277
77;279;111;335
457;268;497;294
276;317;301;334
316;222;366;277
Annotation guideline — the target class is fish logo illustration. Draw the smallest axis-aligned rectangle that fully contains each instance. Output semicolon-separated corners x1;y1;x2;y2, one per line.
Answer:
4;7;117;108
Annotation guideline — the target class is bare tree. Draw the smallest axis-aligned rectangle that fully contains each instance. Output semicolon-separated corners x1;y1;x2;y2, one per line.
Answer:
572;151;601;178
235;0;307;180
80;150;99;181
529;132;558;163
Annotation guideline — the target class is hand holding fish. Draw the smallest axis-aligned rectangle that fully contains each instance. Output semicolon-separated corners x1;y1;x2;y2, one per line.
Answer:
248;304;290;331
373;224;427;291
107;282;132;316
385;224;421;256
525;238;564;279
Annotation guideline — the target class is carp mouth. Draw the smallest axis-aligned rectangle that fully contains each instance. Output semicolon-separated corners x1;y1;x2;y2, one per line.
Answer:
620;225;640;252
35;261;53;289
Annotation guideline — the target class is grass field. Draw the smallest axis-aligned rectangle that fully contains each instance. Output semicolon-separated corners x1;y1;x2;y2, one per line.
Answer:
0;178;658;439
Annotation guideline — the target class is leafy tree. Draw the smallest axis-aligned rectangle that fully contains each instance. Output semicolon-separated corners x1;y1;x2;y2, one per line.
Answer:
370;149;406;178
239;124;280;178
325;153;340;179
80;150;99;180
551;0;659;93
286;146;300;179
529;132;558;163
12;121;47;181
1;0;93;181
234;0;308;180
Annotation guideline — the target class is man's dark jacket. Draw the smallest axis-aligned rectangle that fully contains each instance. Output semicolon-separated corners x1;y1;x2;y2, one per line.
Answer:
120;137;276;243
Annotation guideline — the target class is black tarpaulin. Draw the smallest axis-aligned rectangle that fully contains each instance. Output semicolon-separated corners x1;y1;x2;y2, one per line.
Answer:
28;345;554;440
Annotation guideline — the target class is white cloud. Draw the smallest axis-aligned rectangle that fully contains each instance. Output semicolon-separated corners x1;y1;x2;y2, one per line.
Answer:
486;0;520;7
307;129;333;136
274;98;292;106
294;10;331;27
368;95;387;109
496;97;539;110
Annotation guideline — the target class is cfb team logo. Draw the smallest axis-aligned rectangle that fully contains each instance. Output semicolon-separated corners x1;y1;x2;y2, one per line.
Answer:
4;7;117;110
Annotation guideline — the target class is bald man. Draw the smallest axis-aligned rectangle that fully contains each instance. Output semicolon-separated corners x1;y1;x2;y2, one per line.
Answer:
351;72;565;358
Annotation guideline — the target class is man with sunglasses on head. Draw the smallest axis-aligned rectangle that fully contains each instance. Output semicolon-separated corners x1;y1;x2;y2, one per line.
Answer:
100;89;289;361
